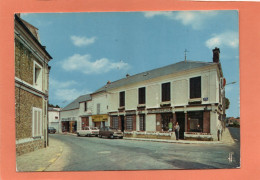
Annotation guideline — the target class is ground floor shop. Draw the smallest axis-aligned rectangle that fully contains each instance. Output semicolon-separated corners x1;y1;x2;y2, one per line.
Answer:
61;121;77;133
109;106;223;141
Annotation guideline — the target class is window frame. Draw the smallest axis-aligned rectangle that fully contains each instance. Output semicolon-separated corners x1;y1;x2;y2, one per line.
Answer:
189;76;201;99
138;87;146;104
119;91;125;107
32;107;42;137
161;82;171;102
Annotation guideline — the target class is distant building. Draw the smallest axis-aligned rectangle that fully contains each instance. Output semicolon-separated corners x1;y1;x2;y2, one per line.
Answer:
226;117;240;126
15;14;52;155
48;107;61;133
60;94;91;133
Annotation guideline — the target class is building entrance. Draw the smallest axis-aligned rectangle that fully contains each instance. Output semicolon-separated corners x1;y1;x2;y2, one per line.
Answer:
176;112;185;139
120;115;125;132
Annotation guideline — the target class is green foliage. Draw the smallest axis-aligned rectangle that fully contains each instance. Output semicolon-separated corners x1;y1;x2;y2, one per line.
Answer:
225;97;230;110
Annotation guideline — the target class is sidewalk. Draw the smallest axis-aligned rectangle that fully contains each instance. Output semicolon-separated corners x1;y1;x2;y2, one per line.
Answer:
16;137;65;172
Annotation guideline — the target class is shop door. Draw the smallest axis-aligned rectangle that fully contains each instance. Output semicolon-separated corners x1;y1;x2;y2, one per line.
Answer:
176;112;185;139
120;115;125;132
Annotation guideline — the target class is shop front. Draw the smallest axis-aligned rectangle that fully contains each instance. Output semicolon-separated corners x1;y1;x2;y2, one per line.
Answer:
92;114;108;128
61;119;77;133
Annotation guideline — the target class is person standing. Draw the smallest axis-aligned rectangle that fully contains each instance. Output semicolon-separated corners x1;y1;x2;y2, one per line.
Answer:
175;122;180;140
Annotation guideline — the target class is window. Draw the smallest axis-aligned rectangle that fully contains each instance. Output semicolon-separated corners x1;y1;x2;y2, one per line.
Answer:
139;115;145;131
138;87;146;104
162;82;171;102
112;116;119;129
32;107;42;137
190;76;201;99
188;111;203;132
84;101;87;111
33;61;42;89
126;116;133;130
119;91;125;107
55;116;58;119
97;103;100;114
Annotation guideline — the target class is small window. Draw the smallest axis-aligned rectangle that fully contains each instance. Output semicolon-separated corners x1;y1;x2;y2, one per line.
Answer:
190;76;201;99
55;116;58;119
119;91;125;107
84;101;87;111
162;82;171;102
138;87;146;104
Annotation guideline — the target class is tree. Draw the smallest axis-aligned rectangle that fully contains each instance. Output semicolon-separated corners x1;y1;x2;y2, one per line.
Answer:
225;97;230;110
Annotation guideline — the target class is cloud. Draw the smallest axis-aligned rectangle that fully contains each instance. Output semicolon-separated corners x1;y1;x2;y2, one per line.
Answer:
205;31;239;49
143;11;218;30
49;78;91;103
61;54;130;74
71;35;96;47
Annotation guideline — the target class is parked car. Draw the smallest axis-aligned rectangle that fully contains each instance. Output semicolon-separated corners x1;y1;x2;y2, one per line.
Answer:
99;126;123;139
77;126;99;137
48;127;56;134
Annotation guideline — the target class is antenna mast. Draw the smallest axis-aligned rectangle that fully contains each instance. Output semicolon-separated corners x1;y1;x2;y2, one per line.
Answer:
184;49;189;62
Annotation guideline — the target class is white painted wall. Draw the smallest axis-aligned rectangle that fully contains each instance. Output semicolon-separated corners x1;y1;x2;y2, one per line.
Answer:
48;108;61;133
126;88;138;110
146;114;156;131
60;109;80;131
91;92;108;115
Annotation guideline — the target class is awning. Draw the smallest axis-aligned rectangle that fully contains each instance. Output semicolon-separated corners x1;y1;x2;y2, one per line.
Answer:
92;114;108;122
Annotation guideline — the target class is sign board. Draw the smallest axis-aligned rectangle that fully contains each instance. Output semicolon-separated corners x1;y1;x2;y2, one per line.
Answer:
148;108;172;114
92;114;108;122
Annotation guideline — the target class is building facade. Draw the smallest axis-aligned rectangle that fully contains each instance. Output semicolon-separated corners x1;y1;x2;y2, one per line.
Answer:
48;107;61;133
60;94;91;133
15;14;52;155
91;48;225;141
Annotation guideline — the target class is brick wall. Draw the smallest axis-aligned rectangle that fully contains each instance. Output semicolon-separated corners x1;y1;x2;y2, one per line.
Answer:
15;87;43;139
16;139;44;156
15;39;35;84
203;111;210;133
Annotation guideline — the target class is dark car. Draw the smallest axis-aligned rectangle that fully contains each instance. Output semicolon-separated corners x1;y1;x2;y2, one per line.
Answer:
99;126;123;139
48;127;56;134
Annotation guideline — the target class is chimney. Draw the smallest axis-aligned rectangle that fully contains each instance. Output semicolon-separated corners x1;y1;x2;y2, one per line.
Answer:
212;47;220;63
107;81;111;84
126;74;130;78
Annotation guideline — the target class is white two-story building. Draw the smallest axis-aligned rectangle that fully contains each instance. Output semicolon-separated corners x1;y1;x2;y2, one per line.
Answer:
87;48;225;140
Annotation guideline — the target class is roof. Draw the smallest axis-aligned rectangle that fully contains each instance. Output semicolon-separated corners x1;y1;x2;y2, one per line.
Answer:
48;107;61;111
15;14;52;60
94;60;216;93
61;94;91;111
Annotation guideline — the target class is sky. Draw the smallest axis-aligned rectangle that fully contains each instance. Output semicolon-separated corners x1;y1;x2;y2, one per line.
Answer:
21;10;239;117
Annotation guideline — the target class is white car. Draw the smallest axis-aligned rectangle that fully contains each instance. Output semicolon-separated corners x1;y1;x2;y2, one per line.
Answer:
77;127;99;137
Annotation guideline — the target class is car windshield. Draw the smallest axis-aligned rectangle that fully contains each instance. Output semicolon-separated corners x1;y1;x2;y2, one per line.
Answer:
90;127;98;130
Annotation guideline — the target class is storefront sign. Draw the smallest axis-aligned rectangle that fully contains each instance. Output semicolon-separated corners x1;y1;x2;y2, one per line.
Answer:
92;114;108;122
147;108;172;114
125;111;136;115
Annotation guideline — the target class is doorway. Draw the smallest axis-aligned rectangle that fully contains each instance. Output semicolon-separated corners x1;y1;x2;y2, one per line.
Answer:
120;115;125;132
176;112;185;139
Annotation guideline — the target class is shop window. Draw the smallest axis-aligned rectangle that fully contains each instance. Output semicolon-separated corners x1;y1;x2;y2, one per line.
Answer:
126;116;133;130
190;76;201;99
188;111;203;132
161;113;172;131
32;107;42;137
162;82;171;102
119;91;125;107
139;115;145;131
138;87;146;104
112;116;119;129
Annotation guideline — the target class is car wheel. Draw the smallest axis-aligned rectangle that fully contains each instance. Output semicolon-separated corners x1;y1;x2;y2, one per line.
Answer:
77;133;80;137
120;137;123;139
110;135;114;139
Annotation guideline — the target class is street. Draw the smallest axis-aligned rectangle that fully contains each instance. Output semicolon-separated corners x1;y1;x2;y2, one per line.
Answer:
46;133;240;171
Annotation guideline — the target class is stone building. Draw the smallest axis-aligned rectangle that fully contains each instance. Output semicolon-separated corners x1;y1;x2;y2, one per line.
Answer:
15;14;52;155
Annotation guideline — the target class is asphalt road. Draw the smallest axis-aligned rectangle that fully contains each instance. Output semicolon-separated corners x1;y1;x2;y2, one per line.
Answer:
47;134;240;171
